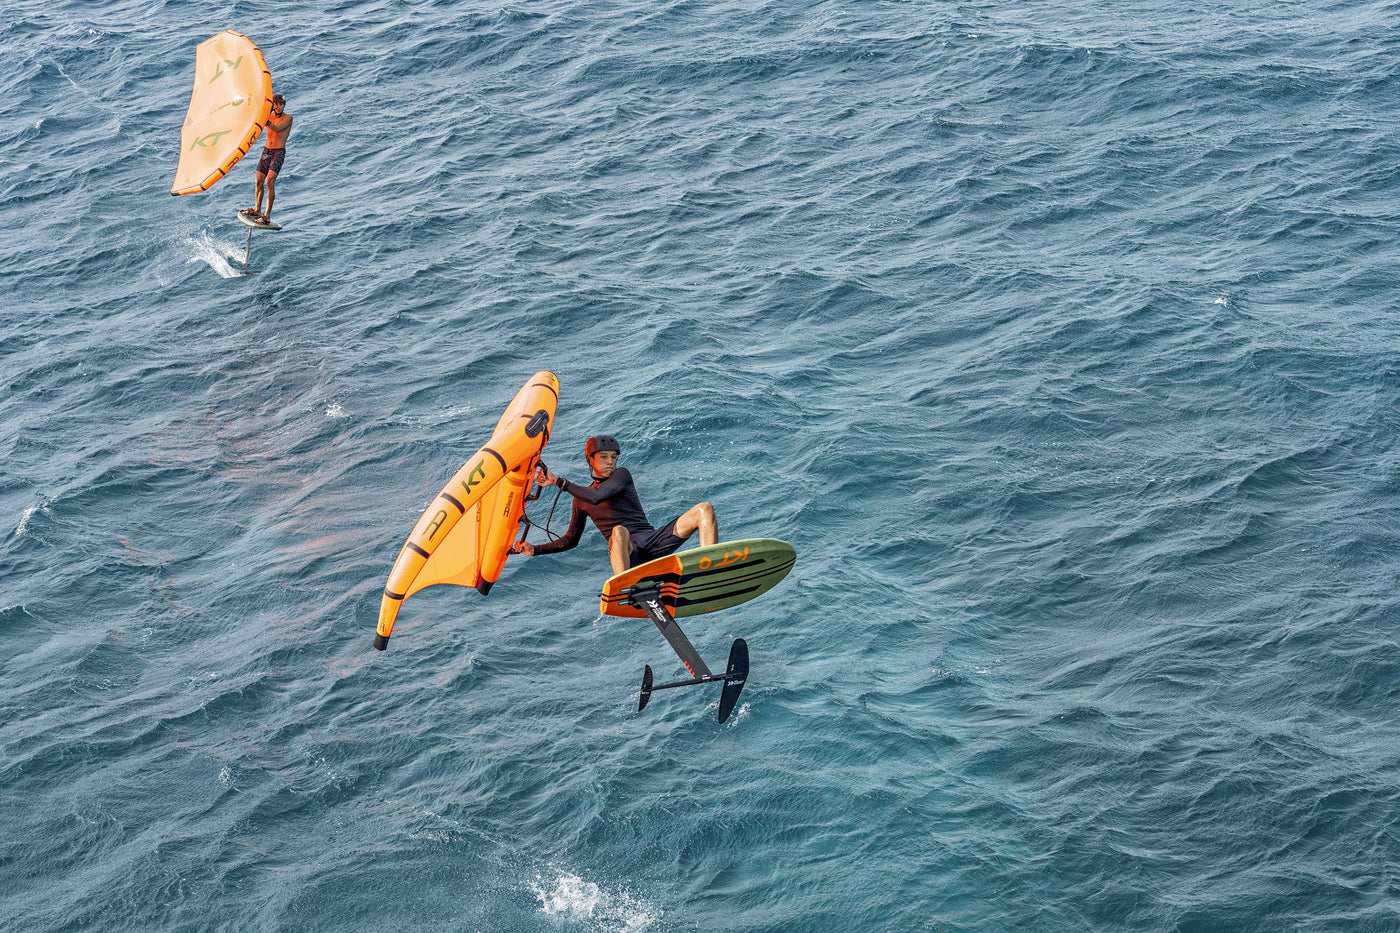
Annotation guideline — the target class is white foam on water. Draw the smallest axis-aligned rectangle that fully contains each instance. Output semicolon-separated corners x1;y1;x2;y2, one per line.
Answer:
528;871;660;932
16;505;38;537
16;499;52;542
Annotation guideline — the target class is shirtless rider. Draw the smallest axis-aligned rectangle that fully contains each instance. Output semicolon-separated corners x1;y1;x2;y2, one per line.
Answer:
241;93;292;226
513;435;718;575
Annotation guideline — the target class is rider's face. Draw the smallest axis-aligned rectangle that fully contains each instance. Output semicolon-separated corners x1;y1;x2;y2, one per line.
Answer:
589;450;619;478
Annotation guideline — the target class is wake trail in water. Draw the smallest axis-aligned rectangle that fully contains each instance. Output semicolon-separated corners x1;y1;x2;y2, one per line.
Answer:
183;231;243;279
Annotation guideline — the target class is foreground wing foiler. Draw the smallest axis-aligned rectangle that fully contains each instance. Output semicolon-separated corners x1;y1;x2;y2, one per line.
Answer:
171;30;274;196
374;371;559;650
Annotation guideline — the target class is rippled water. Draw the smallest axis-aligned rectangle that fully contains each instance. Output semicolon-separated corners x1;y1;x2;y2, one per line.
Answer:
4;1;1400;930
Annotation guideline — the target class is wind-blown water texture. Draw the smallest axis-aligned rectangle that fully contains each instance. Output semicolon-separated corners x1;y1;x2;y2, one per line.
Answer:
4;1;1400;930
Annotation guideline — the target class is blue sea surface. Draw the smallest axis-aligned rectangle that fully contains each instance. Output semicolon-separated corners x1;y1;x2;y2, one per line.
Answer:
4;0;1400;929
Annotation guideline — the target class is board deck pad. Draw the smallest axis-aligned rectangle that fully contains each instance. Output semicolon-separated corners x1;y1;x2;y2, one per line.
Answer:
237;212;283;231
600;538;796;619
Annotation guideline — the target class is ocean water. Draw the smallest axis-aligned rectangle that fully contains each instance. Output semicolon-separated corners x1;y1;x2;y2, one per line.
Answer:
4;0;1400;929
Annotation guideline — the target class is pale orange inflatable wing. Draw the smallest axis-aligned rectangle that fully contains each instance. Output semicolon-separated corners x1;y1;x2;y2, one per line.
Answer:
406;489;488;596
171;31;273;196
374;372;560;650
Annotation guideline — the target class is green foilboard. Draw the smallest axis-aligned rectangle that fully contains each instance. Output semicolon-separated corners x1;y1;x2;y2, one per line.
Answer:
600;538;796;619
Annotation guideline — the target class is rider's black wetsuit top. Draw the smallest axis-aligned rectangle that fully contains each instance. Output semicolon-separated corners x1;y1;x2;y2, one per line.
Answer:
533;467;653;554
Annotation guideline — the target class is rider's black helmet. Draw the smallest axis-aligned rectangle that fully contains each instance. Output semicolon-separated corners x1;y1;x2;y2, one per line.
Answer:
584;434;620;461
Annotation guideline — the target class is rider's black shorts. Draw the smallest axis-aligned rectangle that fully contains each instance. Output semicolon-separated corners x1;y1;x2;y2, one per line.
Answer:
257;147;286;176
629;517;687;565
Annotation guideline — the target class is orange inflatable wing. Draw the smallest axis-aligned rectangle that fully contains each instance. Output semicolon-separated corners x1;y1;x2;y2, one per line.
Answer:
374;372;560;650
171;31;273;196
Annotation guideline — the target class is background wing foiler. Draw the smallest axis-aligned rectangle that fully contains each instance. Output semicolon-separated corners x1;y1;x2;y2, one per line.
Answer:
171;31;273;196
374;372;559;649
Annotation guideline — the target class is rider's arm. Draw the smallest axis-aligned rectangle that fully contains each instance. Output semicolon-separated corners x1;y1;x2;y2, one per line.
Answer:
559;467;631;506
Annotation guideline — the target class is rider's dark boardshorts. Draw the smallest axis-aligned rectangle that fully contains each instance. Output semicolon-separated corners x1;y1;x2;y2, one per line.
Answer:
257;147;286;176
630;517;687;565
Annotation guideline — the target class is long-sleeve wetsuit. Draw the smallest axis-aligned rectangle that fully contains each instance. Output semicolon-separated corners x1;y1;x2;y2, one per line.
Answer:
533;467;654;554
